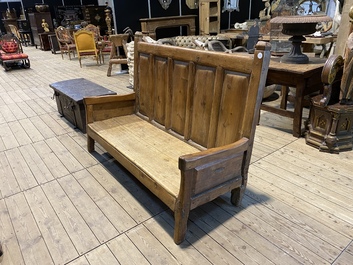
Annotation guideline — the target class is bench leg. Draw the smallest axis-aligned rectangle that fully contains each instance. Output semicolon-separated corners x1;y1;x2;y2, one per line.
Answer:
173;202;190;244
87;135;95;152
231;185;246;206
107;62;112;76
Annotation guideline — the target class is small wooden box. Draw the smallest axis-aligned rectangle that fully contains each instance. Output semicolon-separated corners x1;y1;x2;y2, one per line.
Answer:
50;78;116;133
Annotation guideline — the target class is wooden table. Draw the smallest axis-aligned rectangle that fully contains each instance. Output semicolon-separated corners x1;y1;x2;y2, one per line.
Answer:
140;15;197;39
262;57;326;137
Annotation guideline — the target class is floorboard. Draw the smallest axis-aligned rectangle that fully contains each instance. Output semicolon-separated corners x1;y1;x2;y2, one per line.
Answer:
0;45;352;265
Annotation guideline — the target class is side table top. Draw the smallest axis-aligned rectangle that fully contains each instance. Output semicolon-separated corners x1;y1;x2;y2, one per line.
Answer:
50;78;116;103
269;57;326;75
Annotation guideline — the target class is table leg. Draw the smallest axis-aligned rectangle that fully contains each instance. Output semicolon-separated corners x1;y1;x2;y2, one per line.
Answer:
280;86;289;109
292;82;305;137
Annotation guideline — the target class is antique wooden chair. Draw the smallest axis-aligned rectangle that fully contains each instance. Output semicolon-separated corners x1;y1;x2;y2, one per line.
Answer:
73;30;101;68
0;33;30;71
82;24;102;42
106;34;129;76
82;24;111;63
55;26;76;60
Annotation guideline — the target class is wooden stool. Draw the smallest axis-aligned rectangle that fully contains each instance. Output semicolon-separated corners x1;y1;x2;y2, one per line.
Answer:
107;34;129;76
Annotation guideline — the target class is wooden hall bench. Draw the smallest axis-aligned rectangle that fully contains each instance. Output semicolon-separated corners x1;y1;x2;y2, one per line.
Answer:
84;39;271;244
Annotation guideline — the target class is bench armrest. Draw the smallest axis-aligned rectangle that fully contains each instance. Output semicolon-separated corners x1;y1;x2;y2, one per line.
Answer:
178;137;249;171
178;137;249;205
84;93;136;123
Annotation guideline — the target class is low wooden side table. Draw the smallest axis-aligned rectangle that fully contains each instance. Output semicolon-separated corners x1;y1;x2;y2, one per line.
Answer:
38;32;52;51
50;78;117;133
262;57;326;137
48;34;60;54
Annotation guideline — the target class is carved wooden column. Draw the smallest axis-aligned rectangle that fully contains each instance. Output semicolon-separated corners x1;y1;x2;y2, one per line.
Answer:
105;7;112;35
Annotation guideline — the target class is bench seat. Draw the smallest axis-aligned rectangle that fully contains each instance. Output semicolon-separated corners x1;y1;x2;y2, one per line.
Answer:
88;114;200;201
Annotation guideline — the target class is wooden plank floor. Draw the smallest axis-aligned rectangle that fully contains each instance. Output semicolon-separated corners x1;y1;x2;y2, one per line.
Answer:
0;46;352;265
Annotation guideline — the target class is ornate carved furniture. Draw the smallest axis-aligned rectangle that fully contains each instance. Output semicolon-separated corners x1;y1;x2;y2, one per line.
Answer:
82;6;108;36
106;34;129;77
28;12;53;49
83;33;271;244
83;24;102;42
305;54;353;152
74;30;101;68
82;24;109;63
55;26;76;59
139;15;197;39
0;34;30;71
305;6;353;153
50;78;116;133
17;19;33;46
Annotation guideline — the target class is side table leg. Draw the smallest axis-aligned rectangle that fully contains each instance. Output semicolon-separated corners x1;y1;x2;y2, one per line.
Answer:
280;85;289;109
293;82;305;137
0;241;3;263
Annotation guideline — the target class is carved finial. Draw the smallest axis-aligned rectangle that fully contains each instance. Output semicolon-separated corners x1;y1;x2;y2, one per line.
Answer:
349;5;353;23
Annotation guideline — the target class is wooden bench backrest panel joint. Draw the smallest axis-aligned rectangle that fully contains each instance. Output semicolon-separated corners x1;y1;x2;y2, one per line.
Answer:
84;36;271;244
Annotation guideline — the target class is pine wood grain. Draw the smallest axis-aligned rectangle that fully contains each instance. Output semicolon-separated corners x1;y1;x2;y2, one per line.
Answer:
58;175;118;243
42;180;99;255
45;137;84;173
0;152;20;197
24;186;78;264
87;164;163;223
32;140;70;179
6;193;53;264
5;148;38;191
0;199;24;265
7;121;32;146
107;234;150;265
72;169;137;233
85;244;120;265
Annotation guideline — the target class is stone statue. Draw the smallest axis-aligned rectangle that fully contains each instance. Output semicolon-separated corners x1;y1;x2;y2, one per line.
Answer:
41;19;50;32
259;0;271;21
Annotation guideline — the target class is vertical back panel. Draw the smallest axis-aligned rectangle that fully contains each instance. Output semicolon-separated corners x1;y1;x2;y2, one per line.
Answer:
138;54;154;118
170;61;189;135
215;72;249;147
153;57;168;125
189;66;216;147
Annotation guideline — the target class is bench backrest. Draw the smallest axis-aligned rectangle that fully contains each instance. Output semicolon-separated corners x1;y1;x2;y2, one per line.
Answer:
134;38;271;150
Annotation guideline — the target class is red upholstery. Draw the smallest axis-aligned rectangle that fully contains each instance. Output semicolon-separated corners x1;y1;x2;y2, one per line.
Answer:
1;41;19;53
0;53;28;60
0;34;30;70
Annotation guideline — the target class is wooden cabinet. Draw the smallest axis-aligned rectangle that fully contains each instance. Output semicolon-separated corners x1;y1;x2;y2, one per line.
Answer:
2;18;17;34
82;6;108;36
28;12;53;48
199;0;220;35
